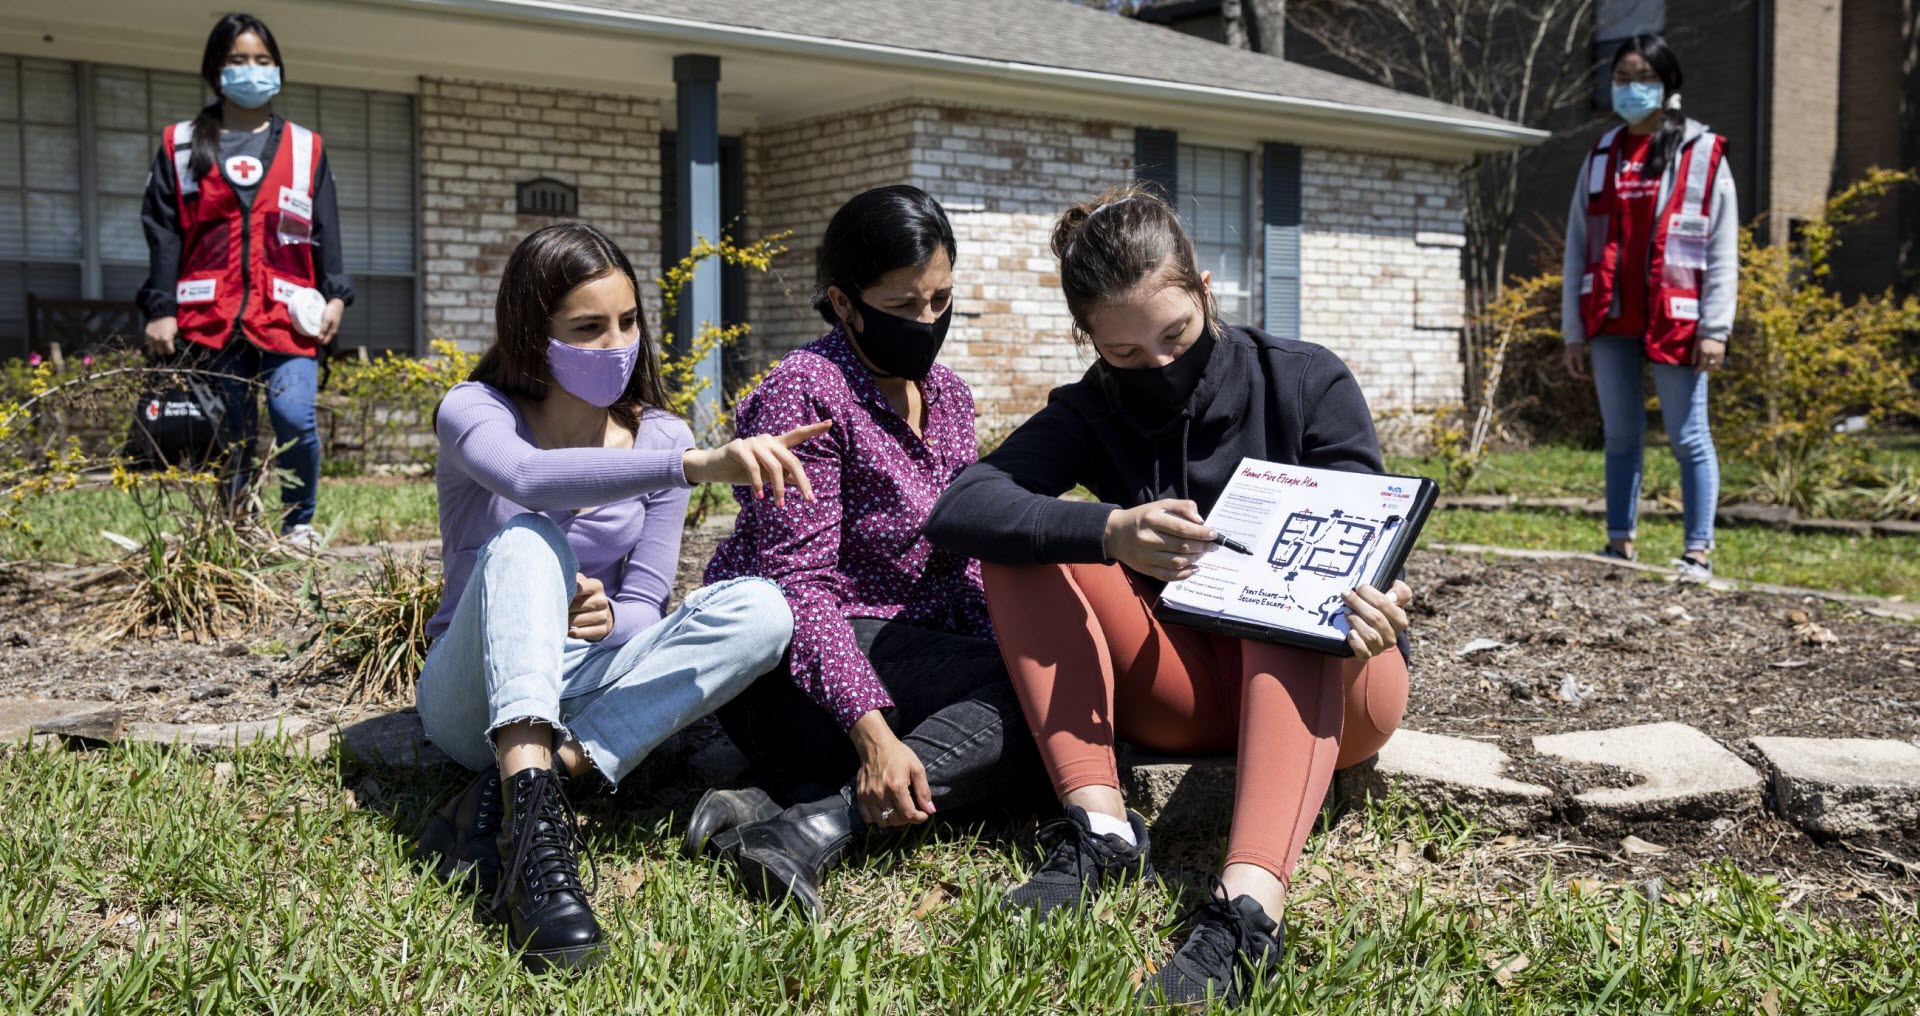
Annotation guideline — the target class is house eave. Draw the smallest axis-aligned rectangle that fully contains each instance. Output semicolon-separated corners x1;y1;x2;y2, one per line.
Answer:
359;0;1548;154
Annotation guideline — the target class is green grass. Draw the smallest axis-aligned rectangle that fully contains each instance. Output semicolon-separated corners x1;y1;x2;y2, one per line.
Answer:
3;741;1914;1013
1420;507;1920;599
0;477;440;564
1386;439;1920;502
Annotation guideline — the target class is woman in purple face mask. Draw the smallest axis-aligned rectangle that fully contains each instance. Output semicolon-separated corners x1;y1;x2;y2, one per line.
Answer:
413;222;823;972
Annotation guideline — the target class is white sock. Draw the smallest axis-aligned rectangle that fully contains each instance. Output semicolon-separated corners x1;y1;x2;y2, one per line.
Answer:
1084;809;1137;846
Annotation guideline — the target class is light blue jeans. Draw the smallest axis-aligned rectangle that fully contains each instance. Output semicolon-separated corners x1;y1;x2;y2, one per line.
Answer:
1587;336;1719;551
415;514;793;786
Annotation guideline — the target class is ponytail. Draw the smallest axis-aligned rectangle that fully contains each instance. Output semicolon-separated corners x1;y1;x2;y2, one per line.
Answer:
1644;92;1686;181
186;101;223;182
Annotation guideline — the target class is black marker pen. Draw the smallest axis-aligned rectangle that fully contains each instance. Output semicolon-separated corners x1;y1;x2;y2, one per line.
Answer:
1209;533;1253;555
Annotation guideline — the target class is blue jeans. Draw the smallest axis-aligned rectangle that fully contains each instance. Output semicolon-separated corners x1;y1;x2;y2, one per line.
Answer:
414;514;793;786
204;341;320;529
1588;336;1719;551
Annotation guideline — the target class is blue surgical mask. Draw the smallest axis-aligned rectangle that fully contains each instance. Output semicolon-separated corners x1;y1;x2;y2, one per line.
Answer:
220;65;282;110
1612;81;1664;124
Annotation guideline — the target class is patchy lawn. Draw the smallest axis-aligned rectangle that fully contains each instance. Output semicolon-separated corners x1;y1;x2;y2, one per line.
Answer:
0;476;441;565
3;741;1915;1013
1387;437;1920;504
1417;508;1920;599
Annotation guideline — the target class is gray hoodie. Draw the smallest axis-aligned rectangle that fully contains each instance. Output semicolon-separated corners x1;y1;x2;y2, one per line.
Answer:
1561;117;1739;345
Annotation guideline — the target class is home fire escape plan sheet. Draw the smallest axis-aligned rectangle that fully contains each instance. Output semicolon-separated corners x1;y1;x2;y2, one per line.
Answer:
1155;459;1437;655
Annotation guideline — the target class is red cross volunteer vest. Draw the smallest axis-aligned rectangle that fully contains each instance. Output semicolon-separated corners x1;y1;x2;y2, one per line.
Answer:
161;118;324;357
1577;124;1725;365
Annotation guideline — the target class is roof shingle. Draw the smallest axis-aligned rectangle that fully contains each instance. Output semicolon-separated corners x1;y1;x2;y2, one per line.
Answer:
557;0;1523;132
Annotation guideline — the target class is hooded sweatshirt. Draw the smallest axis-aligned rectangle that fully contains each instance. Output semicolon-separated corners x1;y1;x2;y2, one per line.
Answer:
924;323;1382;566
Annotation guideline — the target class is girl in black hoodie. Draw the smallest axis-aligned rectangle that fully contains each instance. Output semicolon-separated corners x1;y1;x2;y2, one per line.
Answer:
925;186;1414;1010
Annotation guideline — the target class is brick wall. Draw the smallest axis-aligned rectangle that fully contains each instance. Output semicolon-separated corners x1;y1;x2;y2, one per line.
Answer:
905;104;1136;428
418;78;663;350
742;99;1467;428
739;103;917;366
1301;148;1467;413
1768;0;1845;244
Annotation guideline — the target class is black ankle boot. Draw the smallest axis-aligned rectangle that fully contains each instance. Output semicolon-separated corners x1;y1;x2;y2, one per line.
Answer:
1002;806;1154;920
682;786;781;858
492;765;603;972
418;770;506;902
725;796;864;920
1138;882;1285;1010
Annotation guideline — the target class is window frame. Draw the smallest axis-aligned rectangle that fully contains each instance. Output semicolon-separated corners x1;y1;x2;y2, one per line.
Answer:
1175;141;1259;326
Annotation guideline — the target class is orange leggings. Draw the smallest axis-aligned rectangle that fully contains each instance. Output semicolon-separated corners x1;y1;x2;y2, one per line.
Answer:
982;561;1408;884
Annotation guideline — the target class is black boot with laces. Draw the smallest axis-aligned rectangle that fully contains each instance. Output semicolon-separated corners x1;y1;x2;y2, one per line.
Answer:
1138;881;1285;1010
492;764;604;972
1001;806;1153;919
417;770;504;902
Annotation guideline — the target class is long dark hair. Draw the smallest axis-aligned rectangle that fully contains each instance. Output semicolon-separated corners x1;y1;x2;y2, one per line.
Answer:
1613;34;1685;180
1051;183;1215;342
189;13;284;181
470;222;672;432
810;185;956;325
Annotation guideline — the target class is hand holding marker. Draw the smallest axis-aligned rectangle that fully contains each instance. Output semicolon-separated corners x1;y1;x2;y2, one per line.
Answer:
1209;532;1252;555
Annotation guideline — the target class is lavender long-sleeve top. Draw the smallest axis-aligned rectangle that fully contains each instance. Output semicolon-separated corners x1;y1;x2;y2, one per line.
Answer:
430;381;695;646
704;329;993;730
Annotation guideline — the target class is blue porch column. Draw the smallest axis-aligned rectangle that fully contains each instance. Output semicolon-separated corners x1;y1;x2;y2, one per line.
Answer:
673;54;723;431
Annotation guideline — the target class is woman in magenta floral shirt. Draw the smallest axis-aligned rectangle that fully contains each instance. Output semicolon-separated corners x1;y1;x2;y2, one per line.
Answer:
695;186;1041;919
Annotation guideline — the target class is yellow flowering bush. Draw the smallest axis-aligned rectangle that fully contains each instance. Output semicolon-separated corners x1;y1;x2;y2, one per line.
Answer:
1718;169;1920;510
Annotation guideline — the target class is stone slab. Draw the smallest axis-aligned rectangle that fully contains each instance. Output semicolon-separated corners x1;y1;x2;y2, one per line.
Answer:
0;698;119;743
330;710;453;768
1122;754;1240;834
1339;728;1554;829
1750;737;1920;839
1534;722;1762;823
124;717;313;752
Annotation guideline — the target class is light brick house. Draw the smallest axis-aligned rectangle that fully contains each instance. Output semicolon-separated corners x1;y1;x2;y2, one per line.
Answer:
0;0;1539;426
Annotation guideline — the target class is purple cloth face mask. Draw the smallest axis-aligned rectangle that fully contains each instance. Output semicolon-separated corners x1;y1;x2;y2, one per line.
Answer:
546;336;639;408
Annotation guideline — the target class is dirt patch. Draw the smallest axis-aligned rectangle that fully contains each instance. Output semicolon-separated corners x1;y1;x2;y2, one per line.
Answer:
3;535;1916;741
1401;552;1920;741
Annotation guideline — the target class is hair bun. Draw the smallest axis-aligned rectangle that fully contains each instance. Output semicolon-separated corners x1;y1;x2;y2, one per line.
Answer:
1050;202;1098;261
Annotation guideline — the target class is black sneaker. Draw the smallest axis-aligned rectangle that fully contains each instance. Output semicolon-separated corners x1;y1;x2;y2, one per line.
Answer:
1139;885;1285;1010
682;786;781;858
417;770;505;903
1001;806;1153;920
492;765;604;972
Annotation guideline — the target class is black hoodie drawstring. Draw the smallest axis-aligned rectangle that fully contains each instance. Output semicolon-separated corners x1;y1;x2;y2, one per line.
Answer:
1178;412;1192;503
1145;411;1195;504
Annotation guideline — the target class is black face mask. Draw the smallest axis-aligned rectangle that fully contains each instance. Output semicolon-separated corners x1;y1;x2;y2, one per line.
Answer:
846;295;952;382
1102;325;1216;419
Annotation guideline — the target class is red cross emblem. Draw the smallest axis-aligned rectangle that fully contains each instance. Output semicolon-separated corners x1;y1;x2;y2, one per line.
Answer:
225;155;263;184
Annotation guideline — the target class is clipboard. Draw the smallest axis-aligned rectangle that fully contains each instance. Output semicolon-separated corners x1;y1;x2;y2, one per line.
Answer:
1152;460;1438;656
